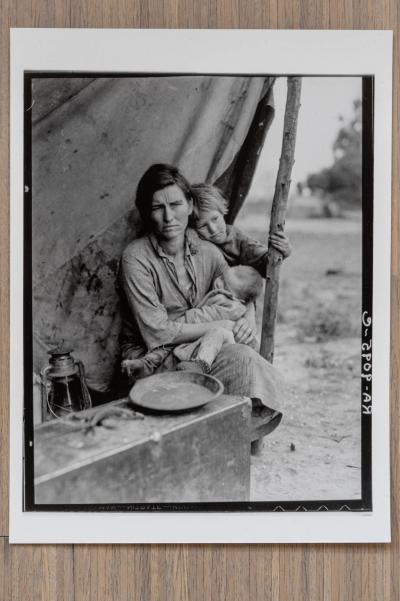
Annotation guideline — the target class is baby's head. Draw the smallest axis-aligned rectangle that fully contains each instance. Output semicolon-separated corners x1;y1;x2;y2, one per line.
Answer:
219;265;263;303
191;183;228;244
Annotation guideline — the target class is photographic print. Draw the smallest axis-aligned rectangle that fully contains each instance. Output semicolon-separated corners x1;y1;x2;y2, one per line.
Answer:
10;29;391;543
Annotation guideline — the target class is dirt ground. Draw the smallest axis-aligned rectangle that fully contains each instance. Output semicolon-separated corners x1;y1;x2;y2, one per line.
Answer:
235;208;362;501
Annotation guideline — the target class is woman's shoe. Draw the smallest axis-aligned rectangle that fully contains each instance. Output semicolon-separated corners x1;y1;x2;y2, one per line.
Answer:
251;399;283;441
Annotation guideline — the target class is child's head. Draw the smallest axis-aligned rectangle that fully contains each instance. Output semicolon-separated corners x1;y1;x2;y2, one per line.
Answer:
191;184;228;243
221;266;263;303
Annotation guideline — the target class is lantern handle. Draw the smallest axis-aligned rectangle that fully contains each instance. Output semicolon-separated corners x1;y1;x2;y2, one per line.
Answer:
76;359;92;410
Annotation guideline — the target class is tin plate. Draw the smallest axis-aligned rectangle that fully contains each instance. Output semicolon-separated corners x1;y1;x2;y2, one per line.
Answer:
129;371;224;412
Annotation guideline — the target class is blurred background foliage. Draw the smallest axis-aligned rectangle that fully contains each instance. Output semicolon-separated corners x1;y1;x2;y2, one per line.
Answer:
304;99;362;208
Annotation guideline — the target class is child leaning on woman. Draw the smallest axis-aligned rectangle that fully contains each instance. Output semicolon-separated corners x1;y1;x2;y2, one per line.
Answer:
191;183;291;275
121;183;291;380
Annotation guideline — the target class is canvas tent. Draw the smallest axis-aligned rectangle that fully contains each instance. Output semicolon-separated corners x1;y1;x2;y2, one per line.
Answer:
31;75;275;392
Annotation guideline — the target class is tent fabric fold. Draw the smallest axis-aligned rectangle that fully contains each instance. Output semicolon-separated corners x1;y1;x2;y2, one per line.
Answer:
32;75;274;391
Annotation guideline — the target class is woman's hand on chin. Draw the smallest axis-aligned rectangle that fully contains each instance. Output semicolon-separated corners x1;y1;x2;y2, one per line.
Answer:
232;317;256;345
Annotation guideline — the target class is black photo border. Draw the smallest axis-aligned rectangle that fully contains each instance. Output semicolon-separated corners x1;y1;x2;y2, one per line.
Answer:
23;73;373;513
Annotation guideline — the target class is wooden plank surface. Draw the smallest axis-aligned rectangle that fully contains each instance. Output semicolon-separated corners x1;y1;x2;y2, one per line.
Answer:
0;0;399;599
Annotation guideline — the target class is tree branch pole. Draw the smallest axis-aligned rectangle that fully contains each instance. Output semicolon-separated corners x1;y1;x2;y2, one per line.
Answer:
260;77;302;363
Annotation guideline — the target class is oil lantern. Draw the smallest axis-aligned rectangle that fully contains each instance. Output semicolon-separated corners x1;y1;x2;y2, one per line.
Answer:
40;347;92;420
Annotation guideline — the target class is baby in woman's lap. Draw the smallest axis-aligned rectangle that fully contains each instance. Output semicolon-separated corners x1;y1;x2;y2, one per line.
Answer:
122;263;263;379
174;264;262;372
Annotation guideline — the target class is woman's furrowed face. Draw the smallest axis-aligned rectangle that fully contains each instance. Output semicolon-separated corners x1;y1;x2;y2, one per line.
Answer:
195;209;227;243
150;184;193;240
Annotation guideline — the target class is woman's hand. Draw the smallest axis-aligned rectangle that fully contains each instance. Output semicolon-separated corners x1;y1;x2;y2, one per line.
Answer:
269;231;292;259
232;317;256;345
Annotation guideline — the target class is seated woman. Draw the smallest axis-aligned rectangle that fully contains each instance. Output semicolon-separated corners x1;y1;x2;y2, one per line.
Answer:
119;163;284;418
123;180;292;380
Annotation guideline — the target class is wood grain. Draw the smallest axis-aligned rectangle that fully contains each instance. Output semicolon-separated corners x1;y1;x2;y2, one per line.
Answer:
1;0;399;599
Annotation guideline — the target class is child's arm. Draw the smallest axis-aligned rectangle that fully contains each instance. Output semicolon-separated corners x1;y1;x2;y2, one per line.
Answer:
216;225;269;275
216;226;291;276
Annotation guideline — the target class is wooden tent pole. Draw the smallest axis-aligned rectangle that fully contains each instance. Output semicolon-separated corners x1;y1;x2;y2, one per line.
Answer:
260;77;302;363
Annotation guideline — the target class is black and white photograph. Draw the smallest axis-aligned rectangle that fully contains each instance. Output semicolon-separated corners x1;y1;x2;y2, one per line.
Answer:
26;71;371;509
10;29;392;543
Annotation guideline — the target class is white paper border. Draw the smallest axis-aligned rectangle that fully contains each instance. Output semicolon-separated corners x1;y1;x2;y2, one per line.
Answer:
9;28;392;543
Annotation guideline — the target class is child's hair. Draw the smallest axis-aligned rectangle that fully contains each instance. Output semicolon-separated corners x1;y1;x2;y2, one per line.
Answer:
191;183;228;220
224;266;263;303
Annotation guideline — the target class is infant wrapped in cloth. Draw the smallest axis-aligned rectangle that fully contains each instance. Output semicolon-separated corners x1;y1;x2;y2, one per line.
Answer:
122;264;263;380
